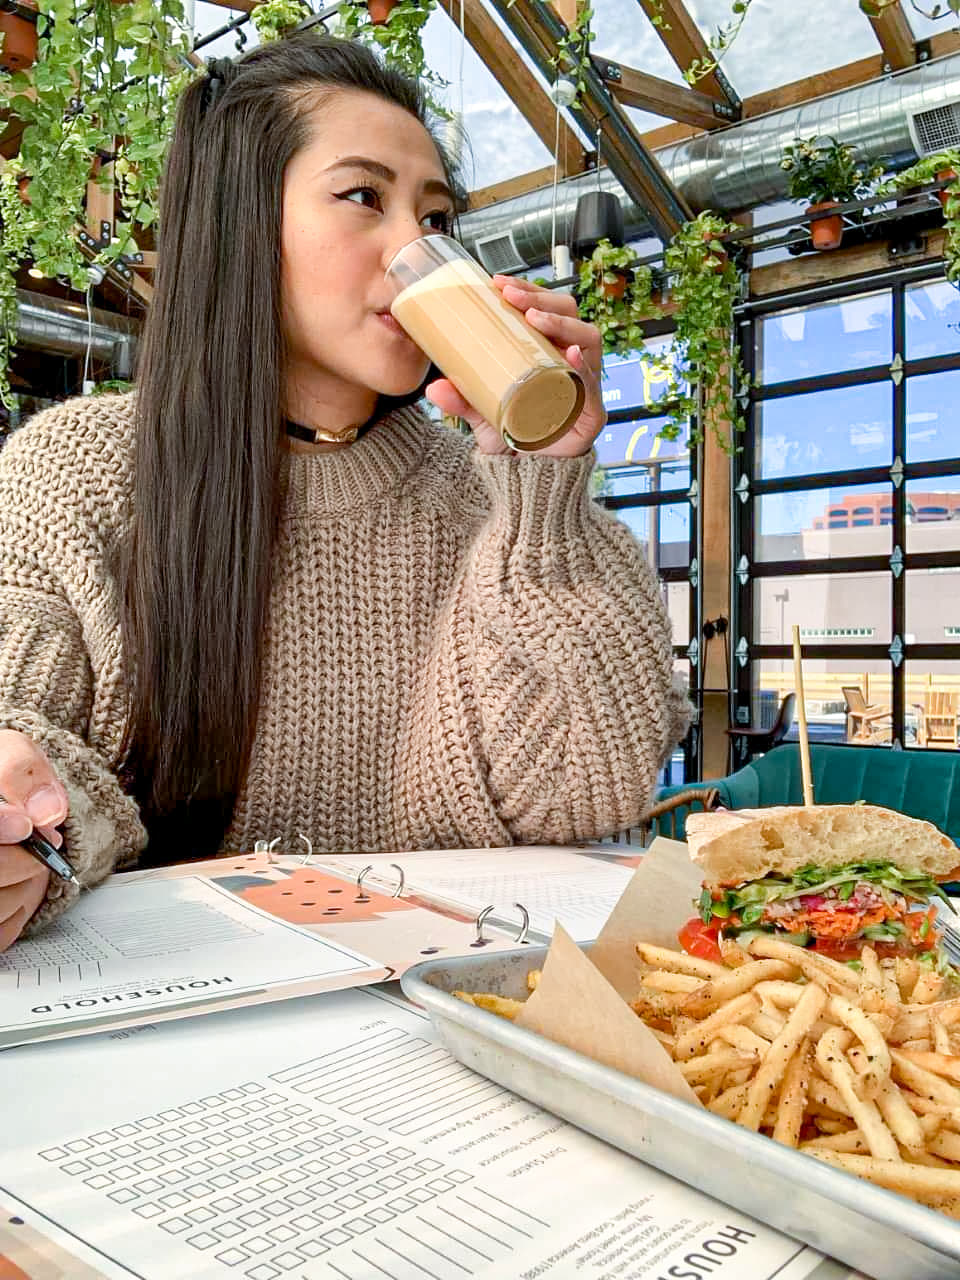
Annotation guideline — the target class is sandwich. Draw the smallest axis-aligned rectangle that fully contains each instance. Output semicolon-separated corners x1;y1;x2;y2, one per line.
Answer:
679;804;959;969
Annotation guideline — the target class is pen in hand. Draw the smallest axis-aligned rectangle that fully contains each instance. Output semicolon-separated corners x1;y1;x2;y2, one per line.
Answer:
21;827;79;886
0;793;79;886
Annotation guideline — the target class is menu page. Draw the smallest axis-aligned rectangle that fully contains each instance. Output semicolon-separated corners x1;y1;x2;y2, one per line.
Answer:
0;988;843;1280
316;847;637;942
0;876;384;1047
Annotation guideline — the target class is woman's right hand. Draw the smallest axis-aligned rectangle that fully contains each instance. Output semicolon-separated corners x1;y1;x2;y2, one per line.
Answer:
0;730;69;952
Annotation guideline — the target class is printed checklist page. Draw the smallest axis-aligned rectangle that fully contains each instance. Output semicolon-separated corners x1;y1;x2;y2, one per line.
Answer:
317;847;636;943
0;876;383;1047
0;988;837;1280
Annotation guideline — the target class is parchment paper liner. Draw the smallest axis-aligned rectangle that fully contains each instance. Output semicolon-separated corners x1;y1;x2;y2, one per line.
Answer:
515;837;704;1105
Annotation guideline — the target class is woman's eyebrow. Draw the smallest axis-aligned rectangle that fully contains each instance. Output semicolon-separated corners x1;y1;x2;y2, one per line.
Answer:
325;156;453;203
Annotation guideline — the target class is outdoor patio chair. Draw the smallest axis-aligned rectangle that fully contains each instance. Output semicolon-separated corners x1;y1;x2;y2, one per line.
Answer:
918;691;960;749
842;685;892;743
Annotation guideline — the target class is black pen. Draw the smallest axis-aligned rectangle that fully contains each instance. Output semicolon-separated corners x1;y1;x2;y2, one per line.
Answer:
0;794;79;885
21;827;80;886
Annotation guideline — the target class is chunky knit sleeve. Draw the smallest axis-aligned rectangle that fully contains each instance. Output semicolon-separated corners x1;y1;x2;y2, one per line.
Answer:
409;451;692;846
0;401;146;930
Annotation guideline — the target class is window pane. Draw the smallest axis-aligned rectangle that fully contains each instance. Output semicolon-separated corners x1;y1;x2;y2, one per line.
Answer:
905;662;960;749
756;382;892;480
757;292;891;385
595;421;691;493
905;280;960;360
905;476;960;553
754;573;891;646
756;484;893;561
906;566;960;645
601;338;682;412
615;503;690;572
751;660;892;747
905;369;960;464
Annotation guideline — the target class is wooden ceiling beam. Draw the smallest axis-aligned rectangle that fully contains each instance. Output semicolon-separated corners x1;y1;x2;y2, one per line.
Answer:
435;0;586;177
593;56;737;129
466;164;558;210
635;0;739;107
495;0;692;238
866;0;917;71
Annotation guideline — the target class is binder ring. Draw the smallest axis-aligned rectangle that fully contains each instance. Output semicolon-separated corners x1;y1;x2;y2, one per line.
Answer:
253;836;281;863
475;903;530;945
297;833;313;864
355;863;406;899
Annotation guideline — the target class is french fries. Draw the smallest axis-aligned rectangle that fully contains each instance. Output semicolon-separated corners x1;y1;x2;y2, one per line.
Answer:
454;935;960;1219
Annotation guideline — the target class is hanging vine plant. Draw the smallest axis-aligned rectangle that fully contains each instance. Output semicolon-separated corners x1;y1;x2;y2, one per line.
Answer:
0;0;193;407
251;0;315;43
551;1;595;107
336;0;447;109
660;211;747;453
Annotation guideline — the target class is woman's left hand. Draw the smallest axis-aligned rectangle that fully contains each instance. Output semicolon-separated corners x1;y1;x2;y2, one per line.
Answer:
424;275;606;458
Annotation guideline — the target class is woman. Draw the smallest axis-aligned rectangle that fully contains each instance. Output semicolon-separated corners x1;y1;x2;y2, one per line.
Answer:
0;35;689;950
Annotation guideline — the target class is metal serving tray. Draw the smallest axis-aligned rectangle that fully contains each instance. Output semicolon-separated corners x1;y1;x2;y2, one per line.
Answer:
401;946;960;1280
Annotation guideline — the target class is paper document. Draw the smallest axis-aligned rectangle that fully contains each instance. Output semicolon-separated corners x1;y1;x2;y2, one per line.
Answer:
319;847;636;942
0;876;385;1048
0;987;843;1280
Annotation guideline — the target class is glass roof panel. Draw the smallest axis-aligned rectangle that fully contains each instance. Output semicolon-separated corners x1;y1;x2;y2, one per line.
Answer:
683;0;883;97
421;9;554;188
591;0;690;85
904;6;960;40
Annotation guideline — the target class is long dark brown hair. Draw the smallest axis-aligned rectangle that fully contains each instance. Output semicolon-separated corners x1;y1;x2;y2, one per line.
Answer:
123;36;458;859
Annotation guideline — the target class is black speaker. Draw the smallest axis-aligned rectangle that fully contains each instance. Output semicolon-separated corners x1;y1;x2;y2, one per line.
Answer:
571;191;625;258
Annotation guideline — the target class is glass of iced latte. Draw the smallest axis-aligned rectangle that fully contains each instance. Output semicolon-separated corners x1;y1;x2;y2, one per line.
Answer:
386;235;585;451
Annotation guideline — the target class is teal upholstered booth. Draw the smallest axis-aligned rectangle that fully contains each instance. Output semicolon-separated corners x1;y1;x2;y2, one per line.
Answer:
656;743;960;847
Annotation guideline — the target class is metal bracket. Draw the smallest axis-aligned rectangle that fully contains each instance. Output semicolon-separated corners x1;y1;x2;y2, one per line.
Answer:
890;456;904;488
687;637;700;667
889;354;904;386
735;475;750;504
599;61;621;83
889;635;904;668
735;637;749;668
916;38;932;63
890;545;904;579
736;554;750;586
688;557;699;589
687;479;699;509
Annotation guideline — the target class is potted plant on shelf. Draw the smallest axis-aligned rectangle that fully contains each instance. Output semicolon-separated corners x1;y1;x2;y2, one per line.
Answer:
875;150;960;284
0;0;193;406
0;0;38;74
780;135;883;251
575;239;659;358
660;210;747;454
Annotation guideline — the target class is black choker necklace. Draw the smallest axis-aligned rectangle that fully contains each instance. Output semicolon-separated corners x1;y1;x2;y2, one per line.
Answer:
284;418;366;445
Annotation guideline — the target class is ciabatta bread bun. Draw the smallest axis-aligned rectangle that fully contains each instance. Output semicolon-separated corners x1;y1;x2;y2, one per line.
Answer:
685;804;958;885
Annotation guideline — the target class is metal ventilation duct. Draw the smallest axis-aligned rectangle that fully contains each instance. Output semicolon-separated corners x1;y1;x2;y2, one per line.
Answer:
461;53;960;271
15;290;139;377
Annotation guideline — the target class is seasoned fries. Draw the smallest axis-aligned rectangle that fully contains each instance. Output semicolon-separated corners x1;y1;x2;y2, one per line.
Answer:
455;933;960;1219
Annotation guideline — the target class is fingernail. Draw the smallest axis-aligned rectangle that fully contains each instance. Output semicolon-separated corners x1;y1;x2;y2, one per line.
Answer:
0;805;31;844
571;344;582;360
26;786;64;828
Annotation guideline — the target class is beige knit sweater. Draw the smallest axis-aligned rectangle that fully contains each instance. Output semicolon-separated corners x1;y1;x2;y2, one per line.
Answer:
0;393;690;929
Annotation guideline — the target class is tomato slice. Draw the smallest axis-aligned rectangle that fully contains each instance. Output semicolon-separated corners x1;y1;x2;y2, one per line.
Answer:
678;917;723;963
